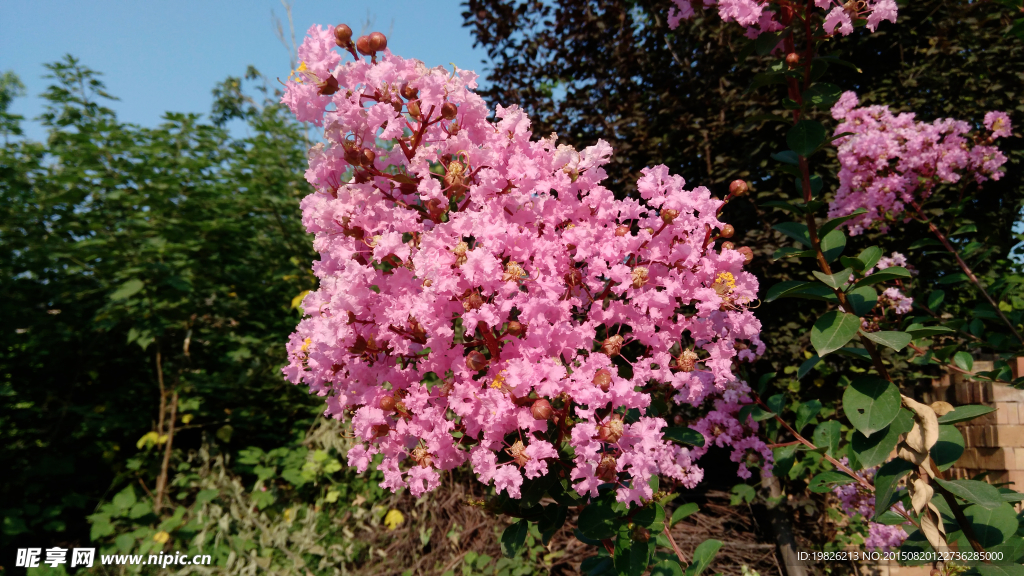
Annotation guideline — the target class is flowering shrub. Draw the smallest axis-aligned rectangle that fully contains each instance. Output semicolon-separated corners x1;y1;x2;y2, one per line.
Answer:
828;92;1011;235
280;24;765;508
667;0;897;38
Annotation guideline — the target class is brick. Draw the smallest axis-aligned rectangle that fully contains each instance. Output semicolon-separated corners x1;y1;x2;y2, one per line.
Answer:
1013;357;1024;380
1008;470;1024;491
960;447;1016;470
987;382;1024;403
967;425;1024;448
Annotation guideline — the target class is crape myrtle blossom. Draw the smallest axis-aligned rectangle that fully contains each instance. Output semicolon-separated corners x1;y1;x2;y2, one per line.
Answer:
833;461;909;549
667;0;895;38
280;24;766;506
828;91;1012;235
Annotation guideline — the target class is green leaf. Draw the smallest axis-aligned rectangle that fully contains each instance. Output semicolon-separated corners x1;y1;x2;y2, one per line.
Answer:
809;471;856;493
851;425;901;468
953;351;974;372
767;393;785;416
860;330;912;351
500;519;529;558
651;559;684;576
961;502;1020;548
971;565;1024;576
857;246;883;270
810;311;861;356
933;478;1006;510
797;355;822;379
578;499;619;540
772;247;815;260
772;222;811;245
538;504;568;545
855;267;912;286
747;72;787;93
938;272;970;285
771;151;799;165
812;420;841;457
112;486;137;512
937;405;996;424
927;290;945;311
765;281;813;302
843;376;901;436
952;224;977;236
908;238;943;250
663;427;705;447
109;278;144;300
930;425;965;472
787;120;827;156
907;325;955;339
874;459;914;519
670;503;699;527
684;539;723;576
795;400;822;431
803;83;843;108
847;286;878;316
630;540;654;576
754;29;787;55
773;445;798;477
820;229;847;263
812;268;852;290
815;55;862;73
819;209;867;237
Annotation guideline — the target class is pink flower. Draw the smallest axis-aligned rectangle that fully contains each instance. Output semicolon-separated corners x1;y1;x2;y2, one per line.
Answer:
984;111;1012;139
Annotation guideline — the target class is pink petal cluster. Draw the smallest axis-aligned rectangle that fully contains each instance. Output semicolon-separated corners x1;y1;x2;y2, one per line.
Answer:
689;379;774;479
829;92;1012;235
833;462;909;549
280;26;764;505
667;0;894;38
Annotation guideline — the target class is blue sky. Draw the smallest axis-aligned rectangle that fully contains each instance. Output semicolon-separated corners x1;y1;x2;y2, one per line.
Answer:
0;1;488;142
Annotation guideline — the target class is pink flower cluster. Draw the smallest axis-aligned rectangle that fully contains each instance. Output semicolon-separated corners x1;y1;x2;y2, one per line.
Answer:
690;379;774;479
829;92;1012;235
667;0;896;38
833;463;908;549
280;25;765;505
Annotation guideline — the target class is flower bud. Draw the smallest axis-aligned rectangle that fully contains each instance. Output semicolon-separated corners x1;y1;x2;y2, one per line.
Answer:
596;454;618;481
720;224;735;238
631;267;648;289
356;35;371;55
661;209;678;224
371;423;390;438
441;102;458;120
593;369;612;392
379;395;396;411
531;399;553;420
319;74;339;96
463;292;484;311
673;414;685;425
729;179;749;196
466;350;489;371
368;31;387;52
738;246;754;264
785;52;801;67
632;526;650;543
360;148;376;167
600;335;624;357
448;122;460;136
614;225;630;237
507;321;525;337
407;100;421;118
334;24;353;46
721;241;735;251
400;83;418;100
598;415;624;443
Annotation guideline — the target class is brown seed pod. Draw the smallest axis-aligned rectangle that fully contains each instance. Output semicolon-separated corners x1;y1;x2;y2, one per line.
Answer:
466;350;489;371
632;526;650;543
720;224;735;238
676;349;699;372
729;179;749;196
785;52;801;67
334;24;353;46
379;395;396;411
463;292;484;311
356;35;371;55
368;31;387;52
360;148;376;167
661;209;679;224
371;423;390;438
507;320;525;337
600;335;624;357
531;399;553;420
319;74;339;96
400;83;418;100
598;415;624;443
593;369;612;392
441;102;458;120
721;241;735;251
596;454;618;481
407;100;421;119
614;224;630;237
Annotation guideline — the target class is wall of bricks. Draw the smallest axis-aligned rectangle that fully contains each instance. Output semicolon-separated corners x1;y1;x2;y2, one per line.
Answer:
922;360;1024;491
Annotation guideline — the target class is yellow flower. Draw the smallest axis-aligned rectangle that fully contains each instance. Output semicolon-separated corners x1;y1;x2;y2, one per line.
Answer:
153;531;170;544
384;509;405;531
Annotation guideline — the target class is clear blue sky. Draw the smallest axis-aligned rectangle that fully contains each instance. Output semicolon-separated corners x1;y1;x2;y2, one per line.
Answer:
0;0;488;142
